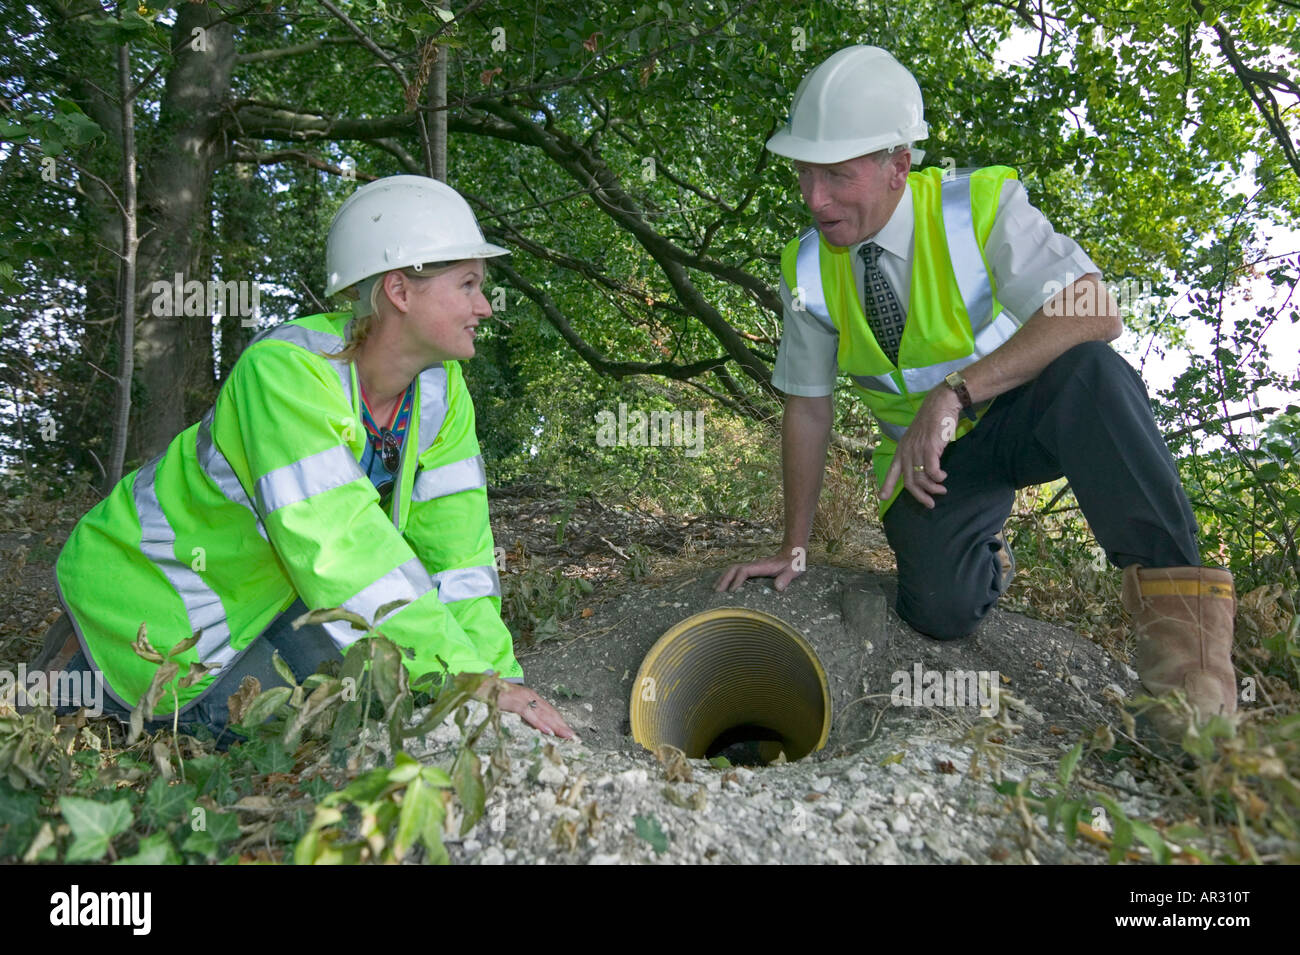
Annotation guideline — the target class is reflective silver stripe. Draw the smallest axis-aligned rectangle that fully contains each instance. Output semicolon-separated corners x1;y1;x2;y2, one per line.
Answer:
255;444;364;515
972;309;1019;357
195;410;269;542
416;365;450;455
899;311;1021;393
320;556;435;649
433;565;502;603
253;322;353;401
412;455;486;503
941;176;994;332
132;458;233;665
794;226;836;333
902;358;970;394
850;372;902;395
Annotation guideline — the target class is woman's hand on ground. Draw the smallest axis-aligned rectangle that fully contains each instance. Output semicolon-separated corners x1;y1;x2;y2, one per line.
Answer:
480;680;575;739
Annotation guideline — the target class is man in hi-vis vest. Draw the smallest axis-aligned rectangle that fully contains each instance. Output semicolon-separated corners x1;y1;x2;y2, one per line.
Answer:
717;46;1236;740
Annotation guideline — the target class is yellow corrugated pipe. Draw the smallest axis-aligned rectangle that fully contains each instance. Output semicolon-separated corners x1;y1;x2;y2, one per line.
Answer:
630;608;831;764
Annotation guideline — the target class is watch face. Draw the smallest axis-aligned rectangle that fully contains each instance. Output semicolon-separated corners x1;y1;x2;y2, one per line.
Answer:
945;372;962;387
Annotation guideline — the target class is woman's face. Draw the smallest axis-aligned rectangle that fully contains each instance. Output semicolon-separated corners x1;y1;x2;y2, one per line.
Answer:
401;259;492;363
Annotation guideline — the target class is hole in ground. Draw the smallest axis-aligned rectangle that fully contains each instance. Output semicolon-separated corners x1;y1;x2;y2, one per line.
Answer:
631;608;832;766
705;723;787;767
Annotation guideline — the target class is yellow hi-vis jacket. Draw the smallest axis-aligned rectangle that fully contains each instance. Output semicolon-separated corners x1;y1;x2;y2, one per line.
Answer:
780;165;1022;515
55;311;521;714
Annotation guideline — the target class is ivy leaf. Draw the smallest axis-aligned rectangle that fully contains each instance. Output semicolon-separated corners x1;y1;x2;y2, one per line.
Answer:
60;796;133;862
115;831;181;865
141;777;196;828
244;738;293;775
207;812;242;846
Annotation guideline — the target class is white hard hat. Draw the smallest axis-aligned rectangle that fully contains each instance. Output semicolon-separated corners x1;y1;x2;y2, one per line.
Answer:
324;175;508;301
766;46;929;165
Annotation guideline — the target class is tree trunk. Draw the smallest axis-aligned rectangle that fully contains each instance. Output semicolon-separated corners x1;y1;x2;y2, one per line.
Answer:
106;40;137;491
429;44;447;181
129;2;236;462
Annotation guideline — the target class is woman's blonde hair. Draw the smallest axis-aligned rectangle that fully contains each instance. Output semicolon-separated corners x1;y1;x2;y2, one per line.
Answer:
325;260;468;362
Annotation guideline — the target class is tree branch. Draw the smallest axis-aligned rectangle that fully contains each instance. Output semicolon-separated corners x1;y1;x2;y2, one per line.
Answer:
235;36;354;64
491;258;734;384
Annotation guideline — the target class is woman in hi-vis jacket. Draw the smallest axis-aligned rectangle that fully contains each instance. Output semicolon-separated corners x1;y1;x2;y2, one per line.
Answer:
27;175;573;741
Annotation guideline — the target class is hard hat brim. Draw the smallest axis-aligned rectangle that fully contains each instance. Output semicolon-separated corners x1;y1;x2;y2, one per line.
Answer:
765;129;928;165
325;240;510;297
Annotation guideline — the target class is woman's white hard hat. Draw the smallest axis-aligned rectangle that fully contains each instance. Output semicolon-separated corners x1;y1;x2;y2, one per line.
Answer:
324;175;508;300
765;46;929;165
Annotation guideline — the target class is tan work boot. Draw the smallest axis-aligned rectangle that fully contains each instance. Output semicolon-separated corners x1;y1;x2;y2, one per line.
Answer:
1121;564;1237;740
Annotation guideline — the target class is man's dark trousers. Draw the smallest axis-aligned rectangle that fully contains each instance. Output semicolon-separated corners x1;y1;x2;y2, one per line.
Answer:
882;341;1201;640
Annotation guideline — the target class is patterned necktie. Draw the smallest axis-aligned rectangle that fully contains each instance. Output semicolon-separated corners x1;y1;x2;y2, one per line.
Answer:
858;242;906;365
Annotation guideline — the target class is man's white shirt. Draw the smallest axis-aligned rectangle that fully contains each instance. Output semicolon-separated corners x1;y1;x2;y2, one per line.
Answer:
771;178;1102;397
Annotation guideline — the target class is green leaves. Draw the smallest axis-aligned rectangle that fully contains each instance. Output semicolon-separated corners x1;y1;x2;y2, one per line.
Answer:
60;796;133;862
141;778;196;829
81;9;158;47
116;831;182;865
233;686;293;735
451;748;486;835
295;751;458;865
634;813;669;854
1057;741;1083;788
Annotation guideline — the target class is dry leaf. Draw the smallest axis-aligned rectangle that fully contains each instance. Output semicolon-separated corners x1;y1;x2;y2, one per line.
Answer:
654;744;692;783
226;675;262;727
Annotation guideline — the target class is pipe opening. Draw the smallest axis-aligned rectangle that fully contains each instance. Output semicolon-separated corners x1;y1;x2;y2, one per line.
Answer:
630;608;832;766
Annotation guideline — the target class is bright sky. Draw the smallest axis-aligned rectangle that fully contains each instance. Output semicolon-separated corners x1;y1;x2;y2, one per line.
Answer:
993;29;1299;428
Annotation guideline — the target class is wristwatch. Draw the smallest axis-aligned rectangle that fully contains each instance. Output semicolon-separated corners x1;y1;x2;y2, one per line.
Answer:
944;371;979;423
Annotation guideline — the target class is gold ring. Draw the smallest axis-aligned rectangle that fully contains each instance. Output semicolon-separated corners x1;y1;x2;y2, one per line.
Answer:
913;465;926;472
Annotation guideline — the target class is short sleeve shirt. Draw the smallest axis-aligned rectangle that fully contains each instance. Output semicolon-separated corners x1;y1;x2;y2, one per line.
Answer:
771;178;1102;397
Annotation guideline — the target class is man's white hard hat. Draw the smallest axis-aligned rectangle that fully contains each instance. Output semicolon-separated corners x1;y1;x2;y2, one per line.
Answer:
324;175;508;302
765;45;929;165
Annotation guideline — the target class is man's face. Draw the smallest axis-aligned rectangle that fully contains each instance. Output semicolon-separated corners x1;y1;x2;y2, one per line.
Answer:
794;151;909;247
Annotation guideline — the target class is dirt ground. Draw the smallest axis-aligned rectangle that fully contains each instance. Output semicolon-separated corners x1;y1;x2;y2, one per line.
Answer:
0;484;1216;864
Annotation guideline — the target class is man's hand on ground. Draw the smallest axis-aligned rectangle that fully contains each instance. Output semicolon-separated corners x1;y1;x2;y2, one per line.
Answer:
479;680;575;739
714;546;806;593
880;386;963;509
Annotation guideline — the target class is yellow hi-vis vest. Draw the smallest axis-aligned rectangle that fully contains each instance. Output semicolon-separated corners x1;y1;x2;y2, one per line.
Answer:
780;165;1022;515
55;311;521;714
